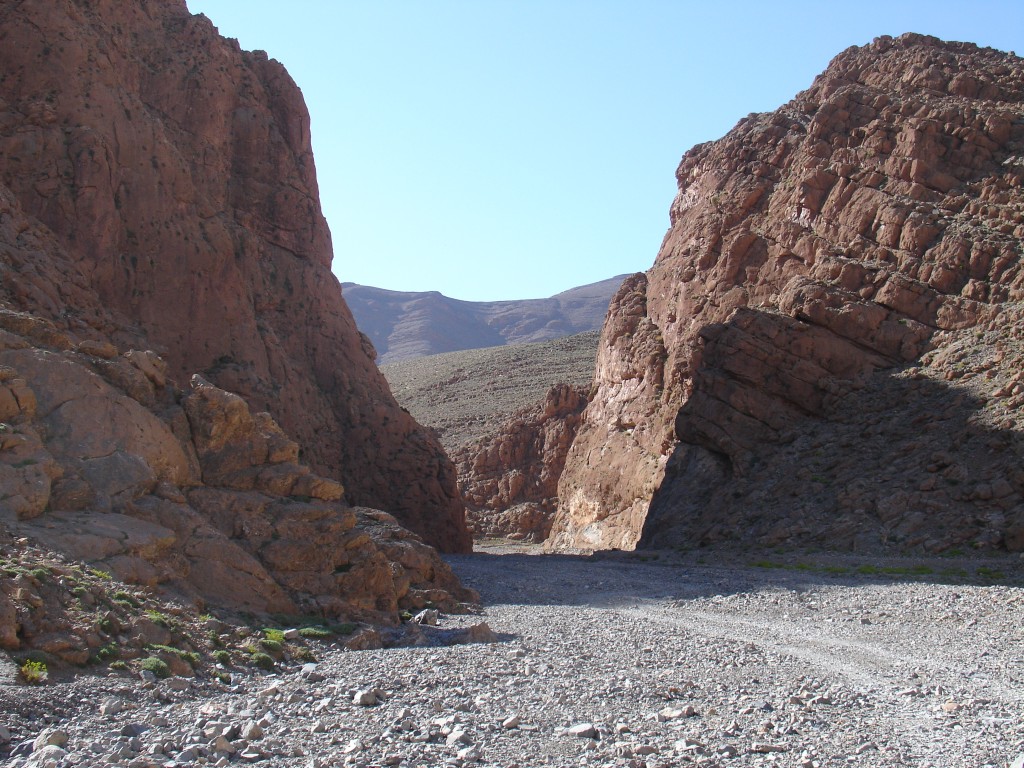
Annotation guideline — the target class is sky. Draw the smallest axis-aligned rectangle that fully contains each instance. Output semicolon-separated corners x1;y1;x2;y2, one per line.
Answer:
187;1;1024;302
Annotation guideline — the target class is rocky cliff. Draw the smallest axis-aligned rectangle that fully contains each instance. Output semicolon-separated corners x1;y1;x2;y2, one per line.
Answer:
454;384;588;542
0;0;469;552
551;34;1024;554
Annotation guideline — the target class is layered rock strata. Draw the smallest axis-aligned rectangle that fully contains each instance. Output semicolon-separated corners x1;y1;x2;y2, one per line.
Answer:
0;0;469;551
454;384;588;542
552;34;1024;553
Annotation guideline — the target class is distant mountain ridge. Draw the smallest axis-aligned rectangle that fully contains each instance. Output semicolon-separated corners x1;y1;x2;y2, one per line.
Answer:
342;275;628;363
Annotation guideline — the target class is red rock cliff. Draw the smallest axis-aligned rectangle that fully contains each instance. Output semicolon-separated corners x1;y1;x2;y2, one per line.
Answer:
0;0;469;551
552;34;1024;553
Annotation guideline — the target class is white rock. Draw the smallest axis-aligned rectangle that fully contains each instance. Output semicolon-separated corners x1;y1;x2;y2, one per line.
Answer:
32;728;69;750
28;744;68;768
457;745;482;762
100;698;124;716
566;723;598;739
166;677;190;691
446;729;471;746
501;715;521;729
413;609;439;625
241;720;263;740
353;689;377;706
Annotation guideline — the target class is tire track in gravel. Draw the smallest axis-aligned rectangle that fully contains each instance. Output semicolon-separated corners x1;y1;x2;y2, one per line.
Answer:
616;603;921;689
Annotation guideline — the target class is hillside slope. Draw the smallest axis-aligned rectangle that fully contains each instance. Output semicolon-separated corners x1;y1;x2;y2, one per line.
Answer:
344;276;626;363
381;331;599;452
552;34;1024;555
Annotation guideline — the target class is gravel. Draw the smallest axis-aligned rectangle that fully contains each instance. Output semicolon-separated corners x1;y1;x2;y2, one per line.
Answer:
2;548;1023;768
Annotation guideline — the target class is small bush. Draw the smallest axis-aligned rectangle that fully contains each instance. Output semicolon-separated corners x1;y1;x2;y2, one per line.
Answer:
90;568;112;580
250;652;275;671
292;647;316;663
147;645;199;667
109;660;128;671
262;628;286;645
139;657;170;679
298;626;332;639
259;638;283;653
331;622;357;636
213;650;231;666
145;610;178;630
19;659;47;685
94;643;119;663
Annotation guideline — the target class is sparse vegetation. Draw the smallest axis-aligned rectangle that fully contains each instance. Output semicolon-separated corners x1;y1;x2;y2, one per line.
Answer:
139;657;170;679
250;652;275;670
298;625;332;639
19;659;47;685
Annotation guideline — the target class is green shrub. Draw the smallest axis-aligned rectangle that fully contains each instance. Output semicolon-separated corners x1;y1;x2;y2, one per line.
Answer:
297;626;332;639
93;643;119;663
145;610;177;629
19;659;47;685
213;650;231;666
147;645;199;667
109;660;128;671
262;628;286;644
259;638;283;653
250;652;275;670
292;647;316;663
140;657;170;678
331;622;357;636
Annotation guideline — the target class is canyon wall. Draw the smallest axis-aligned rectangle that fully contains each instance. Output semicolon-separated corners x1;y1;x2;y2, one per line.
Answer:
0;0;469;551
454;384;588;542
551;34;1024;553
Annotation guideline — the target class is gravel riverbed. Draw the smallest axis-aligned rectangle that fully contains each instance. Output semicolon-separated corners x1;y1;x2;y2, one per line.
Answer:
2;548;1023;768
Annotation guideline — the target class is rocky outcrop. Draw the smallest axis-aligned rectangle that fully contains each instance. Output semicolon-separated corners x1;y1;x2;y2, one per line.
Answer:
0;0;469;552
0;312;476;631
454;384;588;542
552;34;1024;554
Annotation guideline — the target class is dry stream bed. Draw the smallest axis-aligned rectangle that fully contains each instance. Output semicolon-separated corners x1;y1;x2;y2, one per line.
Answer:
2;547;1023;768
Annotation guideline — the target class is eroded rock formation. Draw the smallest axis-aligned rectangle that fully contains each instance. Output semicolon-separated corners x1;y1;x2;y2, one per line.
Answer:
552;34;1024;553
454;384;588;542
0;0;469;552
0;311;476;633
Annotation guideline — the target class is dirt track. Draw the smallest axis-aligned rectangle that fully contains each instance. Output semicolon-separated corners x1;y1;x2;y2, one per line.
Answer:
444;547;1024;767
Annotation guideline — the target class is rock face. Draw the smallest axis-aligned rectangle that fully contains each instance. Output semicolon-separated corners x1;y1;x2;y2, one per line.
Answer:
0;313;476;631
0;0;469;552
552;35;1024;553
344;276;626;364
454;384;588;542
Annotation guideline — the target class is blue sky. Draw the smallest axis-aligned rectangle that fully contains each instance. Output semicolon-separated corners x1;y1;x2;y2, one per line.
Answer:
187;1;1023;301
